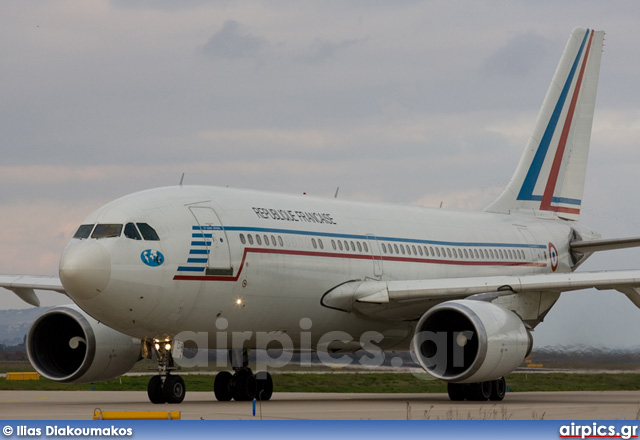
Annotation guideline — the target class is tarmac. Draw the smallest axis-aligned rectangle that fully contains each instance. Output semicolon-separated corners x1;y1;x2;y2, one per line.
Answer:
1;390;639;420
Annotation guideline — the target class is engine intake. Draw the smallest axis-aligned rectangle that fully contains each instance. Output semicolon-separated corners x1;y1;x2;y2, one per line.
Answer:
27;306;141;383
411;300;532;383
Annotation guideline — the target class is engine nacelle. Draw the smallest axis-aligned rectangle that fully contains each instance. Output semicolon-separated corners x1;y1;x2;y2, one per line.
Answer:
27;305;141;383
411;300;532;383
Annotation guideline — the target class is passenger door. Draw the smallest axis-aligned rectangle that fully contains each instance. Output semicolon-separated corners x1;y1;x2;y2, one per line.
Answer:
188;206;233;276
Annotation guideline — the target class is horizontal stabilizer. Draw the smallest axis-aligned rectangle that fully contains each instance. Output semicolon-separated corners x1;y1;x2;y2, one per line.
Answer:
571;236;640;253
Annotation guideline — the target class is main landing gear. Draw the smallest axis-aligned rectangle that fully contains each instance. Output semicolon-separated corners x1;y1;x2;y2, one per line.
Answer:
146;339;186;404
213;349;273;402
447;377;506;402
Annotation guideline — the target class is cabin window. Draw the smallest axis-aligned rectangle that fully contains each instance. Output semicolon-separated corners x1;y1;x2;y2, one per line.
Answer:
73;224;94;239
124;223;142;240
363;242;369;252
256;235;262;245
239;234;246;245
331;240;337;250
357;242;362;252
350;241;356;252
338;241;343;251
318;239;324;250
271;235;277;246
91;224;123;239
248;234;254;245
264;235;269;246
312;238;317;249
381;243;387;253
278;236;284;247
393;244;399;254
137;223;160;241
464;249;469;259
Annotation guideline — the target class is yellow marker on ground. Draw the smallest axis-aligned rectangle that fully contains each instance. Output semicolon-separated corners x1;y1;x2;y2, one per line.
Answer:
93;410;181;420
5;372;40;380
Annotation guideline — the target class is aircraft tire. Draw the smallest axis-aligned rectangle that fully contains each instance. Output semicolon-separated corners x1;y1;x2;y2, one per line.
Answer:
232;370;256;401
468;381;492;401
447;382;467;401
489;377;506;401
214;371;233;401
147;375;166;404
163;375;186;404
255;371;273;401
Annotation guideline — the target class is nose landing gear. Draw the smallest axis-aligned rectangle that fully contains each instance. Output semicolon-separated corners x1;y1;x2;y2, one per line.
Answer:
146;338;186;404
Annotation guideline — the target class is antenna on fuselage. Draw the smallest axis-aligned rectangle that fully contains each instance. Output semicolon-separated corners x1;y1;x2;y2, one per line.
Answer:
179;173;185;186
334;187;340;198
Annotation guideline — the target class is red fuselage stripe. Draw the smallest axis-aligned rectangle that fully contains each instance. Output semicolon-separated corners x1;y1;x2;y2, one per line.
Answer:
173;247;547;282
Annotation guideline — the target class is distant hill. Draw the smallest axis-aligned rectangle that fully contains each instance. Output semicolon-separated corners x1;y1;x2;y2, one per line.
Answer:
0;308;50;345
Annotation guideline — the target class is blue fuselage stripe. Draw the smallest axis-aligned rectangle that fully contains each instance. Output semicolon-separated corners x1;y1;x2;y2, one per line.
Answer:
224;226;547;249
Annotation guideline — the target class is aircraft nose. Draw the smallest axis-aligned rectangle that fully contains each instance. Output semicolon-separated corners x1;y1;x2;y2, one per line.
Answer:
59;242;111;300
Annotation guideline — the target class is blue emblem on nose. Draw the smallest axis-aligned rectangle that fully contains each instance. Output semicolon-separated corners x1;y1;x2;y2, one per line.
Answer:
141;249;165;267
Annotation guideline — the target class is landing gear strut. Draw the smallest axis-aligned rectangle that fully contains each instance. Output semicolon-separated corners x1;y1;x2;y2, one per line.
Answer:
146;338;186;404
213;349;273;402
447;377;506;402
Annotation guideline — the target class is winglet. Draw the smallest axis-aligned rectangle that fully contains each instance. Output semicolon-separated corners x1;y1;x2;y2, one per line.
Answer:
486;28;605;221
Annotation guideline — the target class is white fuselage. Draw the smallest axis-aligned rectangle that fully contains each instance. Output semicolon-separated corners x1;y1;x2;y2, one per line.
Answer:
58;185;595;351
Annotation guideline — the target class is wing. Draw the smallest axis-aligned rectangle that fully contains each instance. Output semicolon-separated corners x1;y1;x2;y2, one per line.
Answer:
0;275;66;307
321;270;640;320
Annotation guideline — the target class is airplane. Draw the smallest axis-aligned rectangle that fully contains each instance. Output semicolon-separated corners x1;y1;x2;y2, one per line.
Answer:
3;27;640;404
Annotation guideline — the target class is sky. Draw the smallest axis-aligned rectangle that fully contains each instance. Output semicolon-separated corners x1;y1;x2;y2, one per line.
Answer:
2;0;640;349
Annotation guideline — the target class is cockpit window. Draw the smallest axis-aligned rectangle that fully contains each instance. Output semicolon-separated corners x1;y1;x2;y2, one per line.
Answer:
73;224;94;239
91;224;123;239
137;223;160;241
124;223;142;240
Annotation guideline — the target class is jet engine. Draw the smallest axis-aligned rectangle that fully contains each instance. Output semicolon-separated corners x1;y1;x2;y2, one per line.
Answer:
27;305;141;383
411;299;532;383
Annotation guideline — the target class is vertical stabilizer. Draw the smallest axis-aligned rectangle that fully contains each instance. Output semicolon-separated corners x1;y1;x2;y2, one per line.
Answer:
486;28;604;221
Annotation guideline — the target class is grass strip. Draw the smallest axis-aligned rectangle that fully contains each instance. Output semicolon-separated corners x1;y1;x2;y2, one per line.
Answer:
2;372;640;393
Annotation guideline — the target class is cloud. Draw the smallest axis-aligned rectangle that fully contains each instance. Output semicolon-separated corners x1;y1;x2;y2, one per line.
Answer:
413;187;505;211
110;0;214;10
295;38;364;64
200;20;267;60
483;31;552;77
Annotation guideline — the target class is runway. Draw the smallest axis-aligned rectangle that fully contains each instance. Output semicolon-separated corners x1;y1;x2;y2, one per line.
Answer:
1;390;639;420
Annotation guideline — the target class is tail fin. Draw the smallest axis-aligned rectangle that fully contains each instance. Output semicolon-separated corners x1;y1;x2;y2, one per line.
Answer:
486;28;604;221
